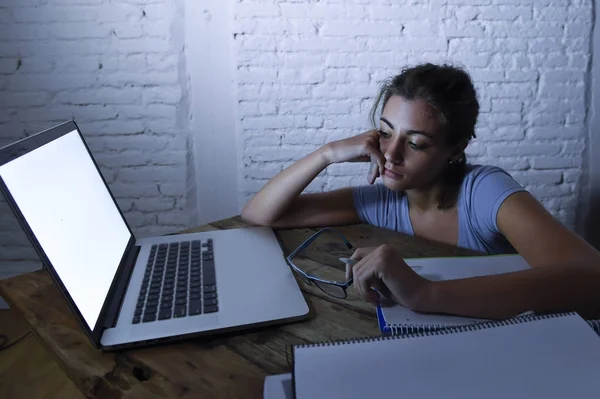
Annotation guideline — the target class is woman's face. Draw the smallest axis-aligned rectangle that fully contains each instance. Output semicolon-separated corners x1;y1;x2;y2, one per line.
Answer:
378;95;460;192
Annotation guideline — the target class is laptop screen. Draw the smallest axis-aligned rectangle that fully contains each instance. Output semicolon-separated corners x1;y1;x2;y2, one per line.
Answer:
0;130;131;330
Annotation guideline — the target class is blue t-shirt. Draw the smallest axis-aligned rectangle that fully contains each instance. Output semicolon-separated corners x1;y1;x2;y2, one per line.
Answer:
352;165;526;254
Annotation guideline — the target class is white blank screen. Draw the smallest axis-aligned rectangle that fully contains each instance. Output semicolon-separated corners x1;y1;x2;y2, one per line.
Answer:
0;131;131;330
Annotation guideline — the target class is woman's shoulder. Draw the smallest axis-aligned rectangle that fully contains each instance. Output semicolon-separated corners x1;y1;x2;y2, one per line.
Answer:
460;163;525;205
462;164;522;190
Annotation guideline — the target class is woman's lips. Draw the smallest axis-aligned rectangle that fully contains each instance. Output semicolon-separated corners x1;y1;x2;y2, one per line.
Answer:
384;169;403;180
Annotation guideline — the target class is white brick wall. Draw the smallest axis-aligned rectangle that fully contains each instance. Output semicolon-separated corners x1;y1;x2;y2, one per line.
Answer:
0;0;192;274
235;0;592;231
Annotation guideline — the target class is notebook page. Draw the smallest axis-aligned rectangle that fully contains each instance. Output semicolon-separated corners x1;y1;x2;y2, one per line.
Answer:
294;314;600;399
381;255;531;327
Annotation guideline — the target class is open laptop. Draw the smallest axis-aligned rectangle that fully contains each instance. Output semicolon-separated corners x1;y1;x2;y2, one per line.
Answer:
0;120;309;350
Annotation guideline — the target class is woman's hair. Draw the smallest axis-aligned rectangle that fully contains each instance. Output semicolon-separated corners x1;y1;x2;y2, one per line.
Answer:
369;63;480;209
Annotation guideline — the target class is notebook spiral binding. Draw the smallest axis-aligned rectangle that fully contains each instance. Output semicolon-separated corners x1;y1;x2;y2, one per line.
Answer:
388;312;600;337
294;312;600;349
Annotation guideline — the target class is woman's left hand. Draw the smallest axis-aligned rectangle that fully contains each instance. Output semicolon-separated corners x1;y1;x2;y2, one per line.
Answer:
349;244;431;309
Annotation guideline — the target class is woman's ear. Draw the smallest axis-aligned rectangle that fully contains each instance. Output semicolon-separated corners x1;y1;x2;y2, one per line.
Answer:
449;139;468;163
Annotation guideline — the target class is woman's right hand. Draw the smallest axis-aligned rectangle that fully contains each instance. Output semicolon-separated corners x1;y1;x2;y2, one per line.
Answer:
322;130;386;184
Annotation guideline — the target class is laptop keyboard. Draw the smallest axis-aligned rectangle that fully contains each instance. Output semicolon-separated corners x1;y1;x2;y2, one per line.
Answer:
132;239;219;324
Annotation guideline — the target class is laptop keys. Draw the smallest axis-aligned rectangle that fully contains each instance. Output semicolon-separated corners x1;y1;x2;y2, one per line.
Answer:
174;305;187;317
133;239;220;324
158;309;172;320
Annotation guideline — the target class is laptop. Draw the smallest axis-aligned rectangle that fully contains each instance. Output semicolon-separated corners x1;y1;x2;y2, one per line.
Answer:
0;120;309;350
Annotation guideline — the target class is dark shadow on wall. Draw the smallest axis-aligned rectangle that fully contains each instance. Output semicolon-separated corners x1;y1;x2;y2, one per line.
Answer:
584;192;600;250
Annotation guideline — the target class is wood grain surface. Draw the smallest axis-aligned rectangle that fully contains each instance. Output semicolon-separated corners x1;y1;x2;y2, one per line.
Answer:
0;217;478;398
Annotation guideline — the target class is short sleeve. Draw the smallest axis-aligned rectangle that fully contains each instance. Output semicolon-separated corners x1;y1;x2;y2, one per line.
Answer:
352;184;397;228
467;166;526;234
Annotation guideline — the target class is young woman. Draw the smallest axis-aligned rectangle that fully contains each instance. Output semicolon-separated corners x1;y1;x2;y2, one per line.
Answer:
241;63;600;320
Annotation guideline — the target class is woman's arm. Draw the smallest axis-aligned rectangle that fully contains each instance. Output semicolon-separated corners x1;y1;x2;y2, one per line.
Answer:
241;131;385;228
417;192;600;319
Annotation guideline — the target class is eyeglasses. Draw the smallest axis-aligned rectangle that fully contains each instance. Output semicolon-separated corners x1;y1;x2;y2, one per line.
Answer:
286;227;354;299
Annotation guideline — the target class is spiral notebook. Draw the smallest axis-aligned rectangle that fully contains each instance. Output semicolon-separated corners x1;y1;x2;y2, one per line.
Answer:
376;254;534;335
292;312;600;399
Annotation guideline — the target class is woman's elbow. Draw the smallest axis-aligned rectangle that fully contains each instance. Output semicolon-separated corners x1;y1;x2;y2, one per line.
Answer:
241;206;273;226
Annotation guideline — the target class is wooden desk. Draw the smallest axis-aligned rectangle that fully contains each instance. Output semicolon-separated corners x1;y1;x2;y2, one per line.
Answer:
0;217;478;398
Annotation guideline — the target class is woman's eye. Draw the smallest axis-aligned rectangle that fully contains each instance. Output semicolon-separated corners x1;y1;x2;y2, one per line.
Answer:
409;142;427;151
378;130;392;139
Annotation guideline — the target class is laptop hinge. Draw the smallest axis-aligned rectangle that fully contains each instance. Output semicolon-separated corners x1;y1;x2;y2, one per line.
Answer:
103;244;140;329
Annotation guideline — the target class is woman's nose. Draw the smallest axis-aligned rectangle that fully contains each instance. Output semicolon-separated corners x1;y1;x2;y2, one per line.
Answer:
383;136;404;164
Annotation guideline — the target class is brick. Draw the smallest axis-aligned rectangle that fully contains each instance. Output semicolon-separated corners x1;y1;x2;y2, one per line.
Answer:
528;127;582;139
569;53;590;69
96;150;151;168
244;134;282;147
55;88;141;105
447;0;492;4
539;83;585;99
96;71;178;86
511;170;562;185
116;198;135;212
12;6;100;22
280;68;323;84
281;129;327;146
103;135;170;152
324;69;369;85
118;104;178;120
527;184;575;198
403;21;441;36
142;86;182;104
562;140;585;155
8;74;94;91
236;3;280;18
444;22;485;38
505;71;538;82
470;69;504;83
321;21;402;36
530;53;569;68
238;35;278;51
486;82;536;98
118;165;186;183
241;116;307;130
543;70;585;83
109;182;160;198
533;6;568;21
158;183;185;196
488;143;561;157
490;158;530;171
100;54;147;72
565;23;592;37
528;112;566;127
98;3;140;22
312;84;374;99
281;4;365;19
528;38;563;53
78;120;145;135
491;100;523;113
0;92;52;107
133;198;176;212
478;6;532;20
279;37;364;52
563;170;582;183
566;111;586;124
479;126;525;141
111;38;172;54
237;67;278;84
531;157;580;170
